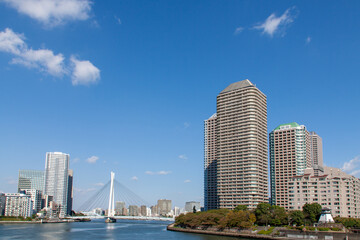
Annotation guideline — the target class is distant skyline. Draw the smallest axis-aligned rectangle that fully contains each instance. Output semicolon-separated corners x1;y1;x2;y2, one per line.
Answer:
0;0;360;208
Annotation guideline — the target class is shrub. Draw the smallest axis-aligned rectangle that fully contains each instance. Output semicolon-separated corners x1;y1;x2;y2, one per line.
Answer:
318;227;330;231
258;227;275;235
331;227;341;231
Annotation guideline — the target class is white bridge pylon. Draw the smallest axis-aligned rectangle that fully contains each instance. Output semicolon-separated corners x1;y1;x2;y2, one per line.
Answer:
108;171;115;218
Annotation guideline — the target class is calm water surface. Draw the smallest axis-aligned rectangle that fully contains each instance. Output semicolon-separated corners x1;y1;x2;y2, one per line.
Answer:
0;219;253;240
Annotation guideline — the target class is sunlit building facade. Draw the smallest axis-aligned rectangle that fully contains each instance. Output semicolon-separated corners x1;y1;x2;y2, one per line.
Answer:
205;80;268;210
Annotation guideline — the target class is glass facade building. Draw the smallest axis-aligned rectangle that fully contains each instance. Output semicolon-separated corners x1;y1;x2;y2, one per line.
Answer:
44;152;70;217
18;170;45;193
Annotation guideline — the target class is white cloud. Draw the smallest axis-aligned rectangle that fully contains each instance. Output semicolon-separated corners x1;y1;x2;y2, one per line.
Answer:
131;176;138;181
306;36;311;43
184;179;191;183
178;154;188;160
234;27;244;35
145;170;171;175
71;56;100;86
0;28;65;76
183;122;190;129
2;0;92;27
12;48;65;76
254;7;297;37
0;28;25;54
114;15;121;25
94;182;104;186
86;155;99;164
0;28;100;85
342;156;360;177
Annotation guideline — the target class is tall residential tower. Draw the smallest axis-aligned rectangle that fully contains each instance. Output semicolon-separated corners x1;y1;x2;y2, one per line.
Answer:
205;79;268;210
269;123;311;208
309;131;323;168
204;113;217;210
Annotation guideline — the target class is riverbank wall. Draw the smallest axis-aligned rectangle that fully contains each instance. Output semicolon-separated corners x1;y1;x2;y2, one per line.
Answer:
167;224;359;240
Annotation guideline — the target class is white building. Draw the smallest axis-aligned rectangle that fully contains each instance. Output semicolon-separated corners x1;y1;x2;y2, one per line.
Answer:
146;207;151;217
174;206;180;216
24;189;42;213
44;152;70;217
4;193;32;218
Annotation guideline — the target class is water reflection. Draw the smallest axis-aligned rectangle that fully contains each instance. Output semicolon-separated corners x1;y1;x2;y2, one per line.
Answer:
0;220;252;240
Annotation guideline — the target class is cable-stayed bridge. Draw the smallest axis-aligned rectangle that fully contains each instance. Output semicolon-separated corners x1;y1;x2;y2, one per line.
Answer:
71;172;174;222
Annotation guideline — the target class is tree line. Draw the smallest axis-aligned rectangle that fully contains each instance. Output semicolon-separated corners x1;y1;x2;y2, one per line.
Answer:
175;203;323;229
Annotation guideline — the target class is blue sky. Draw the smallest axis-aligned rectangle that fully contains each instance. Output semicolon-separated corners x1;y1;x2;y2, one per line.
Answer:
0;0;360;209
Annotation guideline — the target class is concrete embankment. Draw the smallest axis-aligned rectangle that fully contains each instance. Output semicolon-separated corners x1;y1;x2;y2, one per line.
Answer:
167;224;283;239
167;224;360;240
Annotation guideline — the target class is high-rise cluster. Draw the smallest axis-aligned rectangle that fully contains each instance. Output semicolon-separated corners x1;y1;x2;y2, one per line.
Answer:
1;152;73;218
205;80;360;218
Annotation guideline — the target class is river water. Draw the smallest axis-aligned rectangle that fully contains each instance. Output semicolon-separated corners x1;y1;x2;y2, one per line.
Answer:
0;219;254;240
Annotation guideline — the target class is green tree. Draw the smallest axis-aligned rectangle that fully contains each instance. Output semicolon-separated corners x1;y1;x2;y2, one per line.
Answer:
290;210;305;226
234;205;248;211
193;206;197;213
270;206;288;226
255;203;271;226
303;203;322;225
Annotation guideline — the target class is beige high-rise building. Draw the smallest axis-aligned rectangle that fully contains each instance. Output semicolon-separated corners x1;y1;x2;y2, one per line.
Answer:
212;79;268;210
269;123;311;209
204;113;217;210
309;131;323;167
289;167;360;218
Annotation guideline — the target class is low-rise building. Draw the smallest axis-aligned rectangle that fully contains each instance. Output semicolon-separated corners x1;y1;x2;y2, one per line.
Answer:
115;201;125;216
157;199;171;216
23;189;42;213
289;167;360;218
129;205;139;216
140;205;147;216
4;193;32;218
185;201;201;212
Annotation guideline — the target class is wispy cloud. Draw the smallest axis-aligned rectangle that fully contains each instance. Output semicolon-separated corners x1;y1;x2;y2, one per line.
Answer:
131;176;138;181
94;182;104;186
234;27;244;35
6;177;17;185
342;156;360;177
184;179;191;183
71;56;100;86
306;36;311;44
178;154;188;160
74;187;96;193
114;15;121;25
86;155;99;164
254;7;297;37
2;0;92;27
145;170;171;175
184;122;190;129
0;28;100;85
